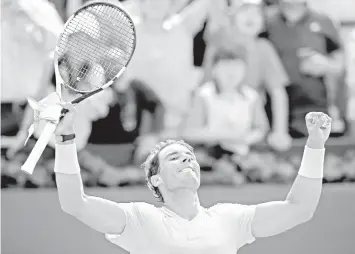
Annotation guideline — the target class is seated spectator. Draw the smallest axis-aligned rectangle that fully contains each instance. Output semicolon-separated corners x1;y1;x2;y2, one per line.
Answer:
163;51;270;184
264;0;346;138
203;0;292;152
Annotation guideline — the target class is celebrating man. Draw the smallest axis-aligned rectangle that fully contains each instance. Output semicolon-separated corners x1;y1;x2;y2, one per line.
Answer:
53;101;330;253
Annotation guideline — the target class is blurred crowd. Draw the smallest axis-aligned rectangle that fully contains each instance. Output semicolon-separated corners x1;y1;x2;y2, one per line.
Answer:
2;0;355;188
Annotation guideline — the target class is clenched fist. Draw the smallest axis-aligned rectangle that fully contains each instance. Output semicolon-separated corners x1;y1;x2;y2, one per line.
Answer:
305;112;332;149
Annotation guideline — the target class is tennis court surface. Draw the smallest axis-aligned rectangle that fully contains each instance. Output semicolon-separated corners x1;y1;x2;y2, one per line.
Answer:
2;183;354;254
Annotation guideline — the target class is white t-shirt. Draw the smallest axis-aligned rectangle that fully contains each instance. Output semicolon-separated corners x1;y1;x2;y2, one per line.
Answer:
105;202;256;254
198;83;258;155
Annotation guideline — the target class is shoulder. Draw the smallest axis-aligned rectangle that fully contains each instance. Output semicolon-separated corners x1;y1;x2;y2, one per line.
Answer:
308;10;335;25
254;38;279;57
255;38;275;50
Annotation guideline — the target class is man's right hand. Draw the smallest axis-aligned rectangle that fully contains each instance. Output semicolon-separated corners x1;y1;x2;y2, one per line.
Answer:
55;103;77;136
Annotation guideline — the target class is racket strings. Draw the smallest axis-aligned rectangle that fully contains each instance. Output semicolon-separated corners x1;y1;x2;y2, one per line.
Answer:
57;3;135;93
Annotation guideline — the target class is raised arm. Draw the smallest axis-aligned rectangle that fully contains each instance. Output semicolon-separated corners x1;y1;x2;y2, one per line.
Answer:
251;112;331;238
165;0;210;34
54;103;126;235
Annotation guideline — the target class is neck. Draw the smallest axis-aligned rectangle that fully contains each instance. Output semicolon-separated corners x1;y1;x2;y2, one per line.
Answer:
163;190;200;220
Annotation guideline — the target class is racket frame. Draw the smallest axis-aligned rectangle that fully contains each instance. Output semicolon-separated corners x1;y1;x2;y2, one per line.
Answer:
21;1;136;175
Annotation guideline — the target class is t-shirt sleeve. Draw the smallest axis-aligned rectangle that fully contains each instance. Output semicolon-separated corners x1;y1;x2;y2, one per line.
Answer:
259;39;290;91
105;202;151;252
213;203;257;248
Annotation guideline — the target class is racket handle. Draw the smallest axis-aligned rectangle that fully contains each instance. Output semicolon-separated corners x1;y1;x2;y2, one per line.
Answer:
21;122;57;175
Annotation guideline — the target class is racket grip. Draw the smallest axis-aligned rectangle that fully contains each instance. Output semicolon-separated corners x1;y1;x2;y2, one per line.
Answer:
21;122;57;175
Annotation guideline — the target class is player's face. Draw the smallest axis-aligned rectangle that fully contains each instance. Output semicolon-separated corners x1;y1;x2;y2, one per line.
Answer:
233;4;264;36
214;59;246;92
158;144;200;192
140;0;172;21
279;0;308;23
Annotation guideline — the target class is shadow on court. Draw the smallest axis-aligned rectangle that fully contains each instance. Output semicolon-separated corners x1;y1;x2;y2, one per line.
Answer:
2;184;355;254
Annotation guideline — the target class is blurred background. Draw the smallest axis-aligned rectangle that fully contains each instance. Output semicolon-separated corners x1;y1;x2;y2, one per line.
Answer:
1;0;355;254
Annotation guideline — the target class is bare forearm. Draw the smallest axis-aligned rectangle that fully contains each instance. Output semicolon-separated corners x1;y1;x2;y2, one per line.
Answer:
180;0;209;33
326;50;344;75
55;143;125;234
286;144;324;212
286;175;322;213
151;104;165;133
56;172;86;214
270;88;289;133
252;145;324;237
55;142;86;214
18;106;35;135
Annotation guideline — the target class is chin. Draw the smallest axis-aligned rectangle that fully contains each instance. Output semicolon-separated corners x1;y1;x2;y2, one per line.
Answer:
180;177;200;190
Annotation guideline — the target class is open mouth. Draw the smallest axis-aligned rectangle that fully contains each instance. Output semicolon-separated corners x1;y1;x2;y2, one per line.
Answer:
179;167;195;173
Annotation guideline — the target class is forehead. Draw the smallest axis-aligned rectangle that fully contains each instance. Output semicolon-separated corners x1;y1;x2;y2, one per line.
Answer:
159;143;193;159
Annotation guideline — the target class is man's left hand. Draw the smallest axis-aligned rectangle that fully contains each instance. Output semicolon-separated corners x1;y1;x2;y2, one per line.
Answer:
305;112;332;149
267;131;292;152
299;49;331;77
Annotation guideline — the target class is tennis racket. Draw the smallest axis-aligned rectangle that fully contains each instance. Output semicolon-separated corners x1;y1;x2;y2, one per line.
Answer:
21;1;137;174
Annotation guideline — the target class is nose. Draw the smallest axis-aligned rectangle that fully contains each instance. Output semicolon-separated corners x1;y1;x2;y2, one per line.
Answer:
182;156;192;163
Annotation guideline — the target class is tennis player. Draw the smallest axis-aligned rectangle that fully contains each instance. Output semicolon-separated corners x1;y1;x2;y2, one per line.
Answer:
54;101;330;253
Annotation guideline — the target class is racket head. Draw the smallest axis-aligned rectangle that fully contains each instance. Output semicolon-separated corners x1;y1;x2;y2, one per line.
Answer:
54;1;136;95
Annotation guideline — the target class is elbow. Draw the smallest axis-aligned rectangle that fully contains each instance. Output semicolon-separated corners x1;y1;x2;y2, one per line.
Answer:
60;203;84;218
60;206;79;217
297;206;317;224
299;209;315;223
59;197;86;218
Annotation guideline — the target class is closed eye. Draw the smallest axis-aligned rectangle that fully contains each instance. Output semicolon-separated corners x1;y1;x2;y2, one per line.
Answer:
170;157;178;161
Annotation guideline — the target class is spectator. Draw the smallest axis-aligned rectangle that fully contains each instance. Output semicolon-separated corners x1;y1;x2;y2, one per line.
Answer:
164;51;270;184
89;78;165;167
203;0;292;152
119;0;211;132
4;63;124;187
1;0;63;136
264;0;346;138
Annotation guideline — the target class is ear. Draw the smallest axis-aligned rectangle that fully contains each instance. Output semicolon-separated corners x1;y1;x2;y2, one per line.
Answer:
150;175;163;187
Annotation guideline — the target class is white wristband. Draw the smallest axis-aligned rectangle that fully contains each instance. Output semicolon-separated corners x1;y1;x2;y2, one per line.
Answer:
54;143;80;174
298;146;325;179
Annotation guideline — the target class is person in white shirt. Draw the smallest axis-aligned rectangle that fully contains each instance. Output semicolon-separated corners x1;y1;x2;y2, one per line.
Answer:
118;0;212;131
51;95;331;253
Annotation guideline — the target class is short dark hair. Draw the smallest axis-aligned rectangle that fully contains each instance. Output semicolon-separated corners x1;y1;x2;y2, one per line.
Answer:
141;140;194;202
